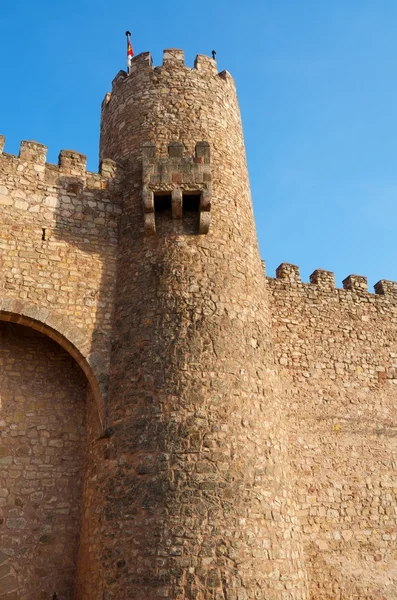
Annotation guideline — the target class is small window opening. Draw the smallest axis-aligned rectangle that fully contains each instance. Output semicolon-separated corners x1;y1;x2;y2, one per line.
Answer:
183;194;201;213
42;228;46;241
183;193;200;234
154;193;172;214
154;193;172;233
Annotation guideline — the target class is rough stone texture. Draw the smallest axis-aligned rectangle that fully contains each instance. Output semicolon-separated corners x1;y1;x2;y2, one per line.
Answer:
83;49;308;599
0;140;121;423
0;48;396;599
268;264;397;599
0;322;87;599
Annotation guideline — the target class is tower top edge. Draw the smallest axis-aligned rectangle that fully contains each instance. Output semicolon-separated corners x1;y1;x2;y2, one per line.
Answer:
109;49;234;90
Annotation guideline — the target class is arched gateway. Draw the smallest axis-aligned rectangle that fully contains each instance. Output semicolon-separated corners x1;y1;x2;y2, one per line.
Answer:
0;304;105;600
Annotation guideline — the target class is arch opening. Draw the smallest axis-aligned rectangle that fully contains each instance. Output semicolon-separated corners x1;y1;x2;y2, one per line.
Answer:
0;314;106;599
0;306;107;428
0;321;92;598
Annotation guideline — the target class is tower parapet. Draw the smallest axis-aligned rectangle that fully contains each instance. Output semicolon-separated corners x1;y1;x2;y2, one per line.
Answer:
100;49;237;167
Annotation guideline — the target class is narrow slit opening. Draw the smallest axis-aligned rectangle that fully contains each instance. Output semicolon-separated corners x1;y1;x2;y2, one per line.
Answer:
154;193;172;214
154;193;172;233
183;193;200;234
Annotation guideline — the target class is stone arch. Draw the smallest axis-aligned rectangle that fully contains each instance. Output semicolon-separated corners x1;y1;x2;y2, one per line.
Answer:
0;298;108;429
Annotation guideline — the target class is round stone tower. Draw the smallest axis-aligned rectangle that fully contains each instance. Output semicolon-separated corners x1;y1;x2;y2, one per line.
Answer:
77;50;308;599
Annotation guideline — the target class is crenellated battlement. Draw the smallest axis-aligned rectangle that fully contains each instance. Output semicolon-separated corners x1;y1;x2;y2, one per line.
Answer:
0;134;122;247
117;48;229;79
268;262;397;300
0;136;120;188
102;49;234;110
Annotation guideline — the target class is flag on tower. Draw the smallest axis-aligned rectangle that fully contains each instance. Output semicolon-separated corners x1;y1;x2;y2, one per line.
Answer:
126;31;134;71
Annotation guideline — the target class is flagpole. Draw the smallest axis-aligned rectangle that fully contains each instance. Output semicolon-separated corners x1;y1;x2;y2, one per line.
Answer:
126;30;132;74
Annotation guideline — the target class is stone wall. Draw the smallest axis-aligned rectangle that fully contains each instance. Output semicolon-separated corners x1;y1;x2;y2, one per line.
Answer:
267;263;397;599
0;137;121;420
0;322;88;600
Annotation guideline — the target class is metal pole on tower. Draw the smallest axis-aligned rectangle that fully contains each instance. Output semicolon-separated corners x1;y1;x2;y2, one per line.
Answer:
126;31;133;73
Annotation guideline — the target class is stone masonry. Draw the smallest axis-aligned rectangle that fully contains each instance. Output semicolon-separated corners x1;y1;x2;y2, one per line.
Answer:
0;323;87;600
267;265;397;600
0;48;396;599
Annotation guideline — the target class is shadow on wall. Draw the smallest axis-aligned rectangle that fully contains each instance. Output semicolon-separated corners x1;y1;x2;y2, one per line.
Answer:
51;162;121;428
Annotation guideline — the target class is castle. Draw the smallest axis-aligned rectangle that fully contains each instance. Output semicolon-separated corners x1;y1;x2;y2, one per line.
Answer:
0;48;396;600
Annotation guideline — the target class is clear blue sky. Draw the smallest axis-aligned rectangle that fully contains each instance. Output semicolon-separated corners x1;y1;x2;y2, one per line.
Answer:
1;1;396;288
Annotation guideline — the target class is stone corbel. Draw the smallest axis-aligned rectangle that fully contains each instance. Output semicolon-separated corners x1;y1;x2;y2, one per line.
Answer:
172;189;183;219
199;188;211;234
142;189;156;235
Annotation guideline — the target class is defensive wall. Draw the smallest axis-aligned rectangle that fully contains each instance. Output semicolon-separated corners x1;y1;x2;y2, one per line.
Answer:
268;263;397;599
0;47;396;600
0;138;120;598
0;136;122;417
